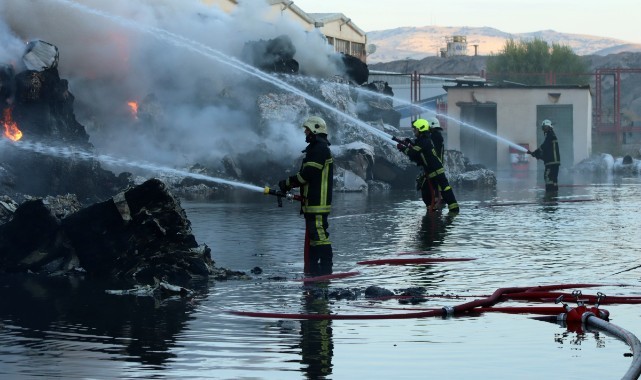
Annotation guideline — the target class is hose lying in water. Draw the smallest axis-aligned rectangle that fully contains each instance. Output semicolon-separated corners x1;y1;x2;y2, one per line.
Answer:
503;291;641;304
484;198;597;207
229;286;538;320
356;257;476;265
228;284;637;319
293;271;360;283
584;315;641;380
535;309;641;380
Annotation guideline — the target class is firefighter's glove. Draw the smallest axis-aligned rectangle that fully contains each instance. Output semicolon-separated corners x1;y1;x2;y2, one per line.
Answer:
396;143;406;152
278;179;291;192
403;138;412;145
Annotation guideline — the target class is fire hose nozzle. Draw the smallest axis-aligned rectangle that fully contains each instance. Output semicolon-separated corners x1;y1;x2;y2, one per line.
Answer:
263;186;271;195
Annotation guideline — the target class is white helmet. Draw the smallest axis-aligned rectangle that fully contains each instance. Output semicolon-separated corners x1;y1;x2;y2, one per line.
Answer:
428;117;442;130
302;116;327;135
541;119;553;129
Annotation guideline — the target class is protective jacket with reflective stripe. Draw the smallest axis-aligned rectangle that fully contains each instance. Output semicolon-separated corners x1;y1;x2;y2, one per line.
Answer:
532;130;560;166
286;135;333;214
404;134;445;178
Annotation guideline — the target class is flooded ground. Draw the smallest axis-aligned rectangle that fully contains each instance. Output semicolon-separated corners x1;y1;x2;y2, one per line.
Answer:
1;170;640;379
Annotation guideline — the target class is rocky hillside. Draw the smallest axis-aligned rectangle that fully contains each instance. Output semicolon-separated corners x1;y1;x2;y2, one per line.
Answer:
366;26;641;63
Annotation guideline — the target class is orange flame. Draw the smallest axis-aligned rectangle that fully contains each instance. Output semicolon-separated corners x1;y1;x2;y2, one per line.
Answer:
127;101;139;119
2;107;22;141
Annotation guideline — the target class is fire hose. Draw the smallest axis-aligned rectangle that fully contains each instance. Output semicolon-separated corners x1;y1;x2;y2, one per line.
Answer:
229;285;641;378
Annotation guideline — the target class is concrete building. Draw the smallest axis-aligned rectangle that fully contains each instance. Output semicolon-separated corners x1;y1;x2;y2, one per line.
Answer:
203;0;367;62
444;85;592;172
305;13;367;62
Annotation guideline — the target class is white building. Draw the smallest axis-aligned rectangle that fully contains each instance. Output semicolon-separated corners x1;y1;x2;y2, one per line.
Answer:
444;85;592;172
203;0;367;62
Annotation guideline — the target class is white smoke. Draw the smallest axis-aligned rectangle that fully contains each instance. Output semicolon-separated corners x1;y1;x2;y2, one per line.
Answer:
0;0;343;170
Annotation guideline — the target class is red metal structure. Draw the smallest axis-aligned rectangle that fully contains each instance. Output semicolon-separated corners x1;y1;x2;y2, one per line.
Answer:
406;68;641;150
594;68;641;147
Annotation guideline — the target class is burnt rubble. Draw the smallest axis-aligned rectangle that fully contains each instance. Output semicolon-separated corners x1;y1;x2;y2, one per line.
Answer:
1;40;132;203
0;178;247;285
241;34;299;74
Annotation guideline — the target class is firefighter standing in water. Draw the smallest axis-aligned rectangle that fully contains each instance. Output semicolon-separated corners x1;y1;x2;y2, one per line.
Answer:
279;116;334;275
397;118;459;214
528;119;560;192
427;116;445;208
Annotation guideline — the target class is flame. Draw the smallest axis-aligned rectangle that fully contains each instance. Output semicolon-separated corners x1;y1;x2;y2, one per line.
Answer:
127;101;139;119
2;107;22;141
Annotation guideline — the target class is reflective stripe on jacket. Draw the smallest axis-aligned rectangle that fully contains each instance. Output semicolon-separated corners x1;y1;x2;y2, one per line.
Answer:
404;133;445;178
532;130;560;166
287;135;333;214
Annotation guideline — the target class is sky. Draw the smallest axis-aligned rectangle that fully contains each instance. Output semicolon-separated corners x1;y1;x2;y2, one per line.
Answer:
293;0;641;44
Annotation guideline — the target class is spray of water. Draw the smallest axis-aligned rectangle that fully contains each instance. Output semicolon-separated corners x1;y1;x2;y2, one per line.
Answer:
47;0;395;145
3;139;265;193
281;73;529;153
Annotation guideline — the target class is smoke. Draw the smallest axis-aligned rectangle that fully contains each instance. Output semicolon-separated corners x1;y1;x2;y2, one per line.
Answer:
0;0;343;170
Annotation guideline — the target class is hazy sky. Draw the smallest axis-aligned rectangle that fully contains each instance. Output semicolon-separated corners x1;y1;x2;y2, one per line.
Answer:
294;0;641;43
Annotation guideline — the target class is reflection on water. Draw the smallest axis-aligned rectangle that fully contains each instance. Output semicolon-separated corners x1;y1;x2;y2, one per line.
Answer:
1;172;641;379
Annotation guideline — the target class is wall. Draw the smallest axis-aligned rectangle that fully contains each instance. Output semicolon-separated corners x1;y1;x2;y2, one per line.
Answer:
446;86;592;171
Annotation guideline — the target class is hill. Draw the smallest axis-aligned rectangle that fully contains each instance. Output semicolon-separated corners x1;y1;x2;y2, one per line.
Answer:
366;26;641;64
368;52;641;146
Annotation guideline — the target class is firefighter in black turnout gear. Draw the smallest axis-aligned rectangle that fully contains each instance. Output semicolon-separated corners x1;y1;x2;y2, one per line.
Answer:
528;119;560;192
397;118;459;214
428;116;445;208
279;116;334;275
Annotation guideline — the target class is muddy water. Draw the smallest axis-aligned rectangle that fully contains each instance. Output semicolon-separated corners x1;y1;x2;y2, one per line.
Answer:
1;171;640;379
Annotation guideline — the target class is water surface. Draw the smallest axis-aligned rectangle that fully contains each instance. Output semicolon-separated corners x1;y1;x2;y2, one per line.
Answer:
1;171;640;379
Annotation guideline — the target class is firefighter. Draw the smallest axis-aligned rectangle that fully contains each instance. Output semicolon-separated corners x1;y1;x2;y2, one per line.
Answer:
528;119;560;192
279;116;334;275
397;118;459;214
428;116;445;208
428;116;445;162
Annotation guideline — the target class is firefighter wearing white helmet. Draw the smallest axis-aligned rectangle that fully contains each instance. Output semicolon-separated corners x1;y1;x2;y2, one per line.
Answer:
278;115;334;275
396;118;459;214
527;119;561;192
427;116;445;163
427;116;445;208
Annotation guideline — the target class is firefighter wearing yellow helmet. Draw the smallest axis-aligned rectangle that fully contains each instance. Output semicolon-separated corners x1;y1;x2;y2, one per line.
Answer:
278;116;334;275
397;118;459;214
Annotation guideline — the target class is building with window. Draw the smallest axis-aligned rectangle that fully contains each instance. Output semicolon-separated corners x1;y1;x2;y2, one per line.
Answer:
444;84;592;172
203;0;368;62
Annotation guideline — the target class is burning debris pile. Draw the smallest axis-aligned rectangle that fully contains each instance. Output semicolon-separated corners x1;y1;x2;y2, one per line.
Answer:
0;40;131;202
241;34;299;74
0;178;237;285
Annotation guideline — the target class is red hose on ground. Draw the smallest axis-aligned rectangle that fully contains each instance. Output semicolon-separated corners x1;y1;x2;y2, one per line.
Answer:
354;304;576;316
485;198;596;207
504;291;641;304
357;257;475;265
229;286;531;320
228;284;633;320
294;271;360;283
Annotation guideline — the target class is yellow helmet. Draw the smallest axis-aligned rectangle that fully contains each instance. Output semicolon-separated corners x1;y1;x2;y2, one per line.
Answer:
302;116;327;135
412;118;430;133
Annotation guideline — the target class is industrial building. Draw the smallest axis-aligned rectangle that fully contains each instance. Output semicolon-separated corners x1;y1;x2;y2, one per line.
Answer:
203;0;367;62
444;84;592;172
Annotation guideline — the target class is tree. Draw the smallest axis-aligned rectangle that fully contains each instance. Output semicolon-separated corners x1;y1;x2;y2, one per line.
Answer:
487;38;588;85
